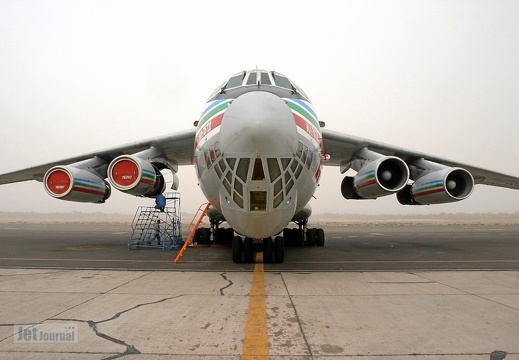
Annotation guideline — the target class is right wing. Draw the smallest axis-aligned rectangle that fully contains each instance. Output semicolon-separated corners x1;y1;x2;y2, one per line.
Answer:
322;128;519;190
0;128;196;185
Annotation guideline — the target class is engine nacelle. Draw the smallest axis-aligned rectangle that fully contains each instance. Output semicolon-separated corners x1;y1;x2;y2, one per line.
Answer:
171;172;179;191
44;166;111;203
397;167;474;205
342;155;410;199
108;155;165;197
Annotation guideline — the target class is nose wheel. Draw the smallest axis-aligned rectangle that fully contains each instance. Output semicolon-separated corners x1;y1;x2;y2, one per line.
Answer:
231;227;324;264
232;236;284;263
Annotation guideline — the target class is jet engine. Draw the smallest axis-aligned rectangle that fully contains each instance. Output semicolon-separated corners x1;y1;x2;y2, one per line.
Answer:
44;166;111;203
341;149;410;199
397;160;474;205
107;155;165;197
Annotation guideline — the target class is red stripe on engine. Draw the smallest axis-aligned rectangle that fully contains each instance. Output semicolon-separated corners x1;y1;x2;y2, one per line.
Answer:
355;179;376;190
73;187;106;196
140;179;155;186
414;188;445;197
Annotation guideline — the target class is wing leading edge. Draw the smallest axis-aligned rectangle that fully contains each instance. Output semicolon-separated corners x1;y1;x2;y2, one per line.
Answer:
321;128;519;190
0;128;196;185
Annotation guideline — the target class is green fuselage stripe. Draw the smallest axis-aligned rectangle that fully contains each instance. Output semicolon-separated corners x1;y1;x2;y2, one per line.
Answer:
286;101;319;129
199;102;230;128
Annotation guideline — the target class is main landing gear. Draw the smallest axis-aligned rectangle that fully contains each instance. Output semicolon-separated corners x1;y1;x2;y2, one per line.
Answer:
232;226;325;264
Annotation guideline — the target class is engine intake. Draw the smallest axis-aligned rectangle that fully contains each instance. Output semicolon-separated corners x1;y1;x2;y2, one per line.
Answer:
342;151;410;199
44;166;111;203
108;155;165;197
398;166;474;205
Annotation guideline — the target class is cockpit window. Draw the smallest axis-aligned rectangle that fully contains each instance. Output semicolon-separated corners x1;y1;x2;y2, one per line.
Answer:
272;73;292;90
260;72;271;85
226;73;244;89
251;158;265;180
208;70;310;102
246;72;257;85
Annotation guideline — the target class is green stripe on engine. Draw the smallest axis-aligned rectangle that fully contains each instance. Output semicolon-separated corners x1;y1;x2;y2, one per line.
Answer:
74;181;104;191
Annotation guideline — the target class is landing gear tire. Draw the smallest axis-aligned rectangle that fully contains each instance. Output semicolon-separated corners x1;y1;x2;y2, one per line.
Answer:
283;228;293;246
293;228;304;247
244;237;254;263
316;228;325;247
200;228;211;245
306;228;316;246
274;236;284;263
232;236;242;263
263;237;273;263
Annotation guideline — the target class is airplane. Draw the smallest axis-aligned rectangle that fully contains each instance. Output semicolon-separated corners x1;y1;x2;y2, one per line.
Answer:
1;69;519;264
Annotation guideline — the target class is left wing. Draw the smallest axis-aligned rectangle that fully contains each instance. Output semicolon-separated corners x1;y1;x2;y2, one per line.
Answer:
0;128;196;185
321;128;519;200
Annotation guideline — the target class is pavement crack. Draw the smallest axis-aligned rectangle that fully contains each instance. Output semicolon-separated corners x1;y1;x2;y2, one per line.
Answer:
96;295;182;324
51;295;182;359
87;320;140;358
219;272;233;295
280;272;313;358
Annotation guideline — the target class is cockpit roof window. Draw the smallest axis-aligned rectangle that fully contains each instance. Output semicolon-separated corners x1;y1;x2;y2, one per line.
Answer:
246;72;257;85
260;72;271;85
208;70;310;102
226;73;245;89
272;72;292;90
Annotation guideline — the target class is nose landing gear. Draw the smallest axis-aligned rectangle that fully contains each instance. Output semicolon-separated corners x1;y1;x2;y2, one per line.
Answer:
232;236;284;264
231;226;325;264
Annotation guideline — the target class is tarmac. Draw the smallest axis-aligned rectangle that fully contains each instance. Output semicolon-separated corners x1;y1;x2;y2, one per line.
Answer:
0;219;518;359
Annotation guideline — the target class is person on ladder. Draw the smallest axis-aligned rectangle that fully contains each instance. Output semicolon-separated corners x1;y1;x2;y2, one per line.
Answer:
147;219;161;245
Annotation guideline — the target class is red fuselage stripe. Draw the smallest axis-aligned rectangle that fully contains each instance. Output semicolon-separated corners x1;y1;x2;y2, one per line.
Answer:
293;113;322;145
195;113;224;148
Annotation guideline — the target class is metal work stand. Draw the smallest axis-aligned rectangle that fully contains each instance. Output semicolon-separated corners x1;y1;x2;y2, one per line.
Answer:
128;192;182;251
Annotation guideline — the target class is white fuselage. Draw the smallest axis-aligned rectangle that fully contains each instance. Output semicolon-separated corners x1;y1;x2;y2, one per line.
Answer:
194;88;322;239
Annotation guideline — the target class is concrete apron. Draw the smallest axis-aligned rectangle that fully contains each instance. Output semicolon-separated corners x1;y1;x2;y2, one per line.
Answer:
0;268;518;359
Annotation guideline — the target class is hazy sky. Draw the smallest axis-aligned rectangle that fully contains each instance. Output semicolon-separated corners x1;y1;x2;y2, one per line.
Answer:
1;0;519;216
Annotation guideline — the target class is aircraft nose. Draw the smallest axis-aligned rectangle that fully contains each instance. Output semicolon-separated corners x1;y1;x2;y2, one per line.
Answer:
220;91;297;153
216;91;299;239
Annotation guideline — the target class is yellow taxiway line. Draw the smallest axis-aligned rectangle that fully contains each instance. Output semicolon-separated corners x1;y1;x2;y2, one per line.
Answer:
241;253;270;359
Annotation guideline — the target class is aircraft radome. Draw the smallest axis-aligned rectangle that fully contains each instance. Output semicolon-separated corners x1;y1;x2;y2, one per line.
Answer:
2;70;519;263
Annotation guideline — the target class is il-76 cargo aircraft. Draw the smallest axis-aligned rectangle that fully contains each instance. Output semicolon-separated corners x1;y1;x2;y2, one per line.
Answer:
1;70;519;263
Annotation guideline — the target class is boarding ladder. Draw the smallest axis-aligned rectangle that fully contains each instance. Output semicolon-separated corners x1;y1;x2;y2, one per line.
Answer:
174;203;210;262
128;192;183;251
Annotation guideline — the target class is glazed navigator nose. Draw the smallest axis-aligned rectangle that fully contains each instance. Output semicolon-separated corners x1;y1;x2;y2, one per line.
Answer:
215;91;299;239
